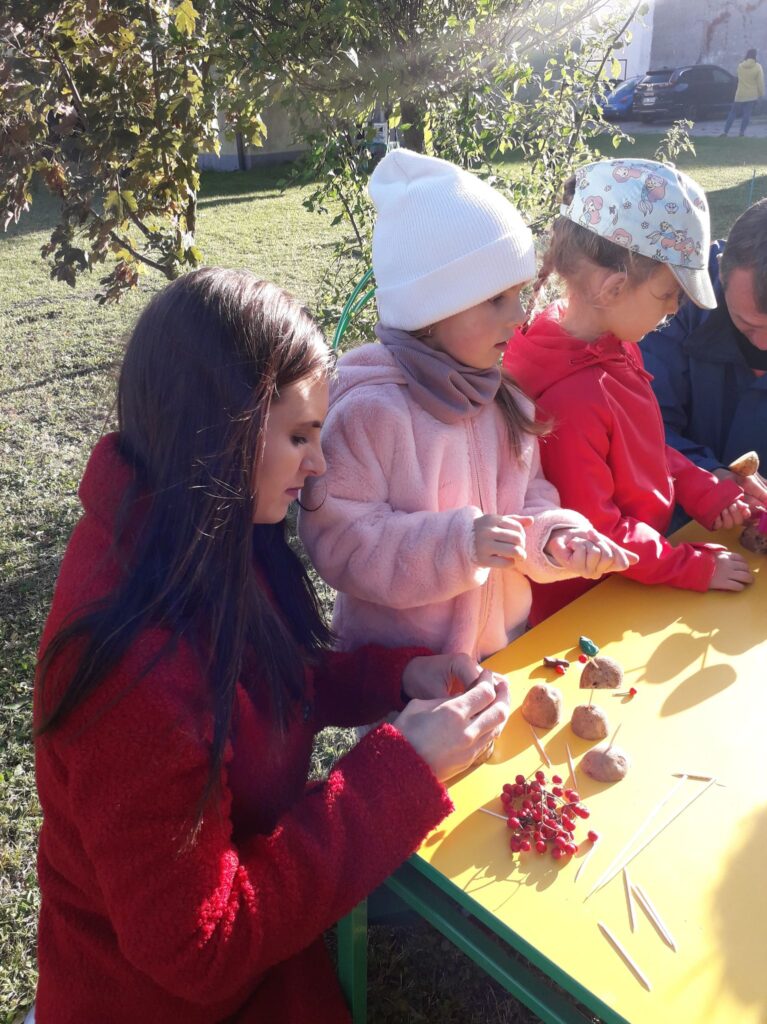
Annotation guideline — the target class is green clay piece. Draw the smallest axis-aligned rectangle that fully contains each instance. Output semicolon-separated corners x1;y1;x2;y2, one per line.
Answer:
578;636;599;657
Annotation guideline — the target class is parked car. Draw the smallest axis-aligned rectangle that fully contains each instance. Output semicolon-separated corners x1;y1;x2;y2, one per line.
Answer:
601;75;643;120
634;64;737;122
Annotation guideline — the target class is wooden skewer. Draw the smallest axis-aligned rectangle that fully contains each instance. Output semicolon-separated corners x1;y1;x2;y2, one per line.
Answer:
585;775;687;898
597;922;652;990
528;726;551;767
632;883;677;951
606;722;622;751
672;772;715;781
587;777;717;897
477;807;507;822
574;841;598;883
623;867;636;932
566;743;577;790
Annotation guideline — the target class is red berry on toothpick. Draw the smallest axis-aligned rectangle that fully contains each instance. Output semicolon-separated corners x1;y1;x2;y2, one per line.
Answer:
579;653;588;664
555;664;566;676
629;687;637;697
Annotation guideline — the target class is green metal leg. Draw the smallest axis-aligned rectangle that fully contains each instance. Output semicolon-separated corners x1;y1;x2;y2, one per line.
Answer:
385;862;595;1024
337;899;368;1024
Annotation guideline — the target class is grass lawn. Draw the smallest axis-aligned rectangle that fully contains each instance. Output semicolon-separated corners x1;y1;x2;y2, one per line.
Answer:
1;133;765;1024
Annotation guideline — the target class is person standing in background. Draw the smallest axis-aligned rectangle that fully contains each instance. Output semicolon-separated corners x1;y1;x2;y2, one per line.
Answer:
722;49;765;137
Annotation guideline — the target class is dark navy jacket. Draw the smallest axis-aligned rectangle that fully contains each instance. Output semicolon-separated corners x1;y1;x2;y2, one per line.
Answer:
640;241;767;472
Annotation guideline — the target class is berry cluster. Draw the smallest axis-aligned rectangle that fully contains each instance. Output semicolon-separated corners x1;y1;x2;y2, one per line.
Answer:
500;770;599;860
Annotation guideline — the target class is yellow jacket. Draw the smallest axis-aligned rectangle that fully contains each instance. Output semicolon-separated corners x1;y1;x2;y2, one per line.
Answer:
735;58;765;102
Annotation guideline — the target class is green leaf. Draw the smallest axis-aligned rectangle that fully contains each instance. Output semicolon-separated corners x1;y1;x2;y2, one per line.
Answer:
173;0;198;36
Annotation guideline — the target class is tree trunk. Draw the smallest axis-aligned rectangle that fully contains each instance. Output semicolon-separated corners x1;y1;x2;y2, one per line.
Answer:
400;100;425;152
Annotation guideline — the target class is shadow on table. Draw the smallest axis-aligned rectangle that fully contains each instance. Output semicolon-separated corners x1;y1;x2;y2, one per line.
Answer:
710;805;767;1018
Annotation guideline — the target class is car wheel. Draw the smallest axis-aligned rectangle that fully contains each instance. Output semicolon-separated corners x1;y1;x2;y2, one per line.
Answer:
685;102;700;122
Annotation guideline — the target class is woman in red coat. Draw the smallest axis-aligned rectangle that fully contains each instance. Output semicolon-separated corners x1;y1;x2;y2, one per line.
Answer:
32;269;510;1023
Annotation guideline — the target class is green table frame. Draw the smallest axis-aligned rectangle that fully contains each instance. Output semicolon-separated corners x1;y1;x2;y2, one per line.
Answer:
337;854;629;1024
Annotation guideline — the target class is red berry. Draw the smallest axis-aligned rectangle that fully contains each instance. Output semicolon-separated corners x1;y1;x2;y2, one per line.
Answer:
546;797;557;810
508;816;521;829
530;781;541;792
501;792;512;806
579;653;588;664
535;769;546;783
552;846;564;860
520;839;532;852
629;687;638;697
535;840;547;854
510;837;521;852
552;774;563;785
575;805;591;819
562;818;576;832
515;774;525;786
555;664;566;676
532;808;543;822
587;830;599;843
565;789;580;803
552;786;563;798
566;842;578;855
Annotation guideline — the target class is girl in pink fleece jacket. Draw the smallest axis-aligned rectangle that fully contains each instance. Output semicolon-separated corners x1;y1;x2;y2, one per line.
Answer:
300;149;636;661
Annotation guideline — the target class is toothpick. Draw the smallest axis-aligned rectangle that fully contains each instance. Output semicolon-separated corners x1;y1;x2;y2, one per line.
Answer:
588;687;594;707
477;807;507;822
632;883;677;951
606;722;622;751
566;743;577;789
574;841;598;882
623;868;636;932
529;726;551;767
588;777;717;897
672;772;715;781
597;922;652;990
585;775;687;898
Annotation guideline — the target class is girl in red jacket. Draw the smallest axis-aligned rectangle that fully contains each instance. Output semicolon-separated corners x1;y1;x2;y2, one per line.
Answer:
31;268;511;1024
503;159;752;625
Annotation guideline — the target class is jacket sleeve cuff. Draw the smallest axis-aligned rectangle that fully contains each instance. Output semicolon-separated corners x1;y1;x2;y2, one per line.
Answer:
691;478;744;530
524;508;593;581
351;722;454;840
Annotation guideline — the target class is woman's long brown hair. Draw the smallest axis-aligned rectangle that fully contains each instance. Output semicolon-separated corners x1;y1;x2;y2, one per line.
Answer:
36;269;334;829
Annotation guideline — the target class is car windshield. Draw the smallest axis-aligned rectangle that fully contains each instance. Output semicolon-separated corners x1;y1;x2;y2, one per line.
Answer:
610;80;637;97
641;71;674;84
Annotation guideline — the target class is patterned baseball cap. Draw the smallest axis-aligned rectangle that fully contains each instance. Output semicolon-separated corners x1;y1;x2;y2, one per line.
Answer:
559;158;716;310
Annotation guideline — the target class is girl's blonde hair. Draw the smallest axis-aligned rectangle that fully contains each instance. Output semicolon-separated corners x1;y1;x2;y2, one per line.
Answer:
528;175;661;315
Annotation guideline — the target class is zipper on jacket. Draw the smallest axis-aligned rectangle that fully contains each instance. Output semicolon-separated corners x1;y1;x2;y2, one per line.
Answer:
467;417;492;642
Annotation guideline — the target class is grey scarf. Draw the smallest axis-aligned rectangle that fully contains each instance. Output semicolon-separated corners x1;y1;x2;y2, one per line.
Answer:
375;324;501;424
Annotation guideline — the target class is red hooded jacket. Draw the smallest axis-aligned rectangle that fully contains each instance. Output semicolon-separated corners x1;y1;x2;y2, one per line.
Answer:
503;304;742;624
33;435;452;1023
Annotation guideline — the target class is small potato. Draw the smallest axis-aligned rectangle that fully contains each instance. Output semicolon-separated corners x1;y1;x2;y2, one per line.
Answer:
582;744;630;783
521;683;562;730
571;704;609;741
580;655;623;689
728;450;759;477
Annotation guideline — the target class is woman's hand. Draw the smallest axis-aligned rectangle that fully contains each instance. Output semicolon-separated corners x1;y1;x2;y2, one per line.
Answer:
473;514;534;568
393;671;511;783
544;527;639;579
402;652;485;701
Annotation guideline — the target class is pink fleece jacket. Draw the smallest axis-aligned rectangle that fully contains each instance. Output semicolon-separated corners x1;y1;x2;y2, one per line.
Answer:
299;343;592;660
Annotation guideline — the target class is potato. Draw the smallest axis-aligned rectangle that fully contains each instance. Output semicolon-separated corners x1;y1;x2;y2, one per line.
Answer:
728;450;759;477
571;704;609;740
582;745;630;782
521;683;562;729
580;655;623;689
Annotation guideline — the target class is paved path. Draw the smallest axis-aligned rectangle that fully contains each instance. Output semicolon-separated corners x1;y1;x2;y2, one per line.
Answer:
618;115;767;138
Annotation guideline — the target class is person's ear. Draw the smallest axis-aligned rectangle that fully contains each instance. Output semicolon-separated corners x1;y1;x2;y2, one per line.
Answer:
594;270;629;307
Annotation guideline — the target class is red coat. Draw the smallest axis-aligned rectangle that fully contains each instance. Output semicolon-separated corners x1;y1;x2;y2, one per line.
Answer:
503;305;742;624
33;435;453;1023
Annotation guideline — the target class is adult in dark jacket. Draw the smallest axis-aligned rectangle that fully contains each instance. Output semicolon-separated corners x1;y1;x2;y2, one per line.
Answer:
31;269;511;1024
640;198;767;514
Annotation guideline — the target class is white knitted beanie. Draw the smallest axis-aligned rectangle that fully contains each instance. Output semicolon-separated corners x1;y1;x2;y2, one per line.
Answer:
369;148;536;330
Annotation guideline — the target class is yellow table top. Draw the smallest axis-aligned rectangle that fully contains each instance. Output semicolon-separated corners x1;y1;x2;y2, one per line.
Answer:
416;524;767;1024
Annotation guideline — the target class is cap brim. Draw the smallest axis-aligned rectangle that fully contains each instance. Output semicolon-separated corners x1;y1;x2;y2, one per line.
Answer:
669;264;717;310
